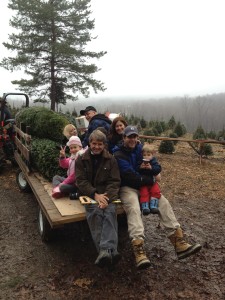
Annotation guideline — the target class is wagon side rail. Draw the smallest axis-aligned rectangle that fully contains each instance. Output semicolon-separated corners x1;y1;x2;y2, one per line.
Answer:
14;123;31;173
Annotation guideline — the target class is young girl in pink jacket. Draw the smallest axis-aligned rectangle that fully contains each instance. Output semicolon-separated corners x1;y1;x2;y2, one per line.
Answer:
52;136;86;199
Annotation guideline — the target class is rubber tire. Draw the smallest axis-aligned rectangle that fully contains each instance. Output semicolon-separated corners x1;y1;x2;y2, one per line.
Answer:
38;208;53;242
16;169;32;193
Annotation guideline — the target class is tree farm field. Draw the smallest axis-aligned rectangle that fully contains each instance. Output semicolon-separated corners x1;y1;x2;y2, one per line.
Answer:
0;140;225;300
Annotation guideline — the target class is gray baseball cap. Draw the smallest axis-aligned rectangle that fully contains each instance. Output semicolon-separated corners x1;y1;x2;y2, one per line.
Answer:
124;125;138;136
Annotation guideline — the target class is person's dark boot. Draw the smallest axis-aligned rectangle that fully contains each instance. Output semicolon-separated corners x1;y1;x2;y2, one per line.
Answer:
95;249;112;268
168;228;202;260
111;249;121;266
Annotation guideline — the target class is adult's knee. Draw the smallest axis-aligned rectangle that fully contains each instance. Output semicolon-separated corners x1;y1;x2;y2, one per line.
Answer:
106;203;116;213
159;194;170;208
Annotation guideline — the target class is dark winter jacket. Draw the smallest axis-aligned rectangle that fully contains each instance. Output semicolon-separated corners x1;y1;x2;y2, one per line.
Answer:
108;134;123;154
82;114;112;147
0;106;11;122
75;148;121;202
138;157;161;177
113;143;161;189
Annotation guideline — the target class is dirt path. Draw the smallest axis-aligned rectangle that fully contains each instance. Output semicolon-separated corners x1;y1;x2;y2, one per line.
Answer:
0;143;225;299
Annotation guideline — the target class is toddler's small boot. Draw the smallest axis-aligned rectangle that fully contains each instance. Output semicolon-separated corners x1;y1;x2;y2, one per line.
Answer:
149;197;159;214
168;228;202;260
141;202;150;215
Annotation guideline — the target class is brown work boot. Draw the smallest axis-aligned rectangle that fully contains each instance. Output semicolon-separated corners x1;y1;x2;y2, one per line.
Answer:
168;227;202;260
132;239;151;269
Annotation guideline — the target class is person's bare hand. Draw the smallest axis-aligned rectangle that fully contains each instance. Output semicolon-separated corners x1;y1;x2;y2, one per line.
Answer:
140;162;152;169
60;146;66;158
94;193;109;209
155;173;161;182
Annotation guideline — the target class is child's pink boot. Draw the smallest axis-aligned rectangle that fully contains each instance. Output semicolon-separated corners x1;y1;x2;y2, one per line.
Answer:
52;186;63;199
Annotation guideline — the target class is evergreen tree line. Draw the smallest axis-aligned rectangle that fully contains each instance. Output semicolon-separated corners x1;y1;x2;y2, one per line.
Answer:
127;115;216;156
8;99;225;142
8;101;220;156
125;114;225;141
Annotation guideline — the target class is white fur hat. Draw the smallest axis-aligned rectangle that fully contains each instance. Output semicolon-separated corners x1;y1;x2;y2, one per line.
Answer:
66;136;82;147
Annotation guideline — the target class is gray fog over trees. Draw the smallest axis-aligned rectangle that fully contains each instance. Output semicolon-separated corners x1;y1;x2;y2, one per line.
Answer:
68;93;225;133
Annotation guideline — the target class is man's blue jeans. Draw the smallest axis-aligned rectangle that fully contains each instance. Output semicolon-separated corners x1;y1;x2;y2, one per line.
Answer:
85;203;118;253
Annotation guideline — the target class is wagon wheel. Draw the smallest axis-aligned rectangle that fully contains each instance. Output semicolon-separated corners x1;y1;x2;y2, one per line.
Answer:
16;169;31;192
38;208;54;242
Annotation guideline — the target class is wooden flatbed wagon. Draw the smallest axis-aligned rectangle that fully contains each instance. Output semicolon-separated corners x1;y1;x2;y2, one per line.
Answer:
3;93;123;242
14;121;124;242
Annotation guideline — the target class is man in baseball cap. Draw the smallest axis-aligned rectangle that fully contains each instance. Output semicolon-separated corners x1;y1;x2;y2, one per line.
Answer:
80;106;97;117
79;105;111;147
113;125;201;270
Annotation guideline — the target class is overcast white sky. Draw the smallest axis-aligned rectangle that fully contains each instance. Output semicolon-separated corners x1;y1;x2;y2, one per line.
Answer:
1;0;225;99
